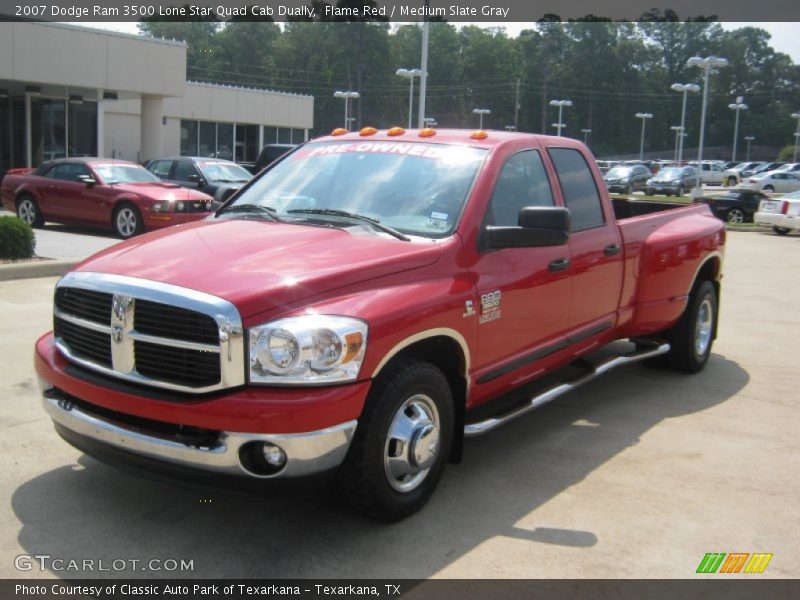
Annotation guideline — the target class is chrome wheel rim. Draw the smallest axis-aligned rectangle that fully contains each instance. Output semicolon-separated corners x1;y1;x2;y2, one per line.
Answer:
694;298;713;356
116;208;137;237
18;199;36;225
727;209;744;224
383;394;441;493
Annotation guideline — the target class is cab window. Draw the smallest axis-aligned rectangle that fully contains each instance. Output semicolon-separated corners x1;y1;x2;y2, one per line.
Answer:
487;150;554;226
549;148;605;232
150;160;173;178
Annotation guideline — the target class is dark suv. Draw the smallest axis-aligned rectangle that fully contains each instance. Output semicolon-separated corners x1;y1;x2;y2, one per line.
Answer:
145;157;252;205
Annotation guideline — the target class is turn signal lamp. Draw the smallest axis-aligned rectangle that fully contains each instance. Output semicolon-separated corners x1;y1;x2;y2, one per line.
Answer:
331;128;348;136
470;130;489;140
360;127;378;136
387;127;406;136
419;128;436;138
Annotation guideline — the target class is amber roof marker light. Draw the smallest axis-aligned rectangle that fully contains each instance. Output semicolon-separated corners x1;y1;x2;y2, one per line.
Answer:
360;127;378;136
331;128;348;136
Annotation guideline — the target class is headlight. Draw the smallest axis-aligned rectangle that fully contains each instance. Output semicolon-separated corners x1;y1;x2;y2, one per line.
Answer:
671;179;682;184
151;201;170;212
175;201;186;212
249;315;368;384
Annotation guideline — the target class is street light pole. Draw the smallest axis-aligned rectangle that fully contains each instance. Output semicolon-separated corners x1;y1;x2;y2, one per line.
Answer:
334;90;360;130
671;125;683;163
744;136;755;161
581;128;592;145
396;68;423;129
635;112;653;161
670;83;700;164
728;96;748;162
417;0;430;129
549;99;572;137
687;56;729;199
472;108;491;129
792;112;800;163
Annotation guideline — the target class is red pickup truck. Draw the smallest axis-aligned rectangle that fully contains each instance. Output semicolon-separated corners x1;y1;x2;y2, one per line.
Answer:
34;129;725;521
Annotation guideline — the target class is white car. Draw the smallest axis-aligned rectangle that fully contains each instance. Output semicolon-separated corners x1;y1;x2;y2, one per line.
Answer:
723;161;762;186
688;161;726;185
738;170;800;194
754;189;800;235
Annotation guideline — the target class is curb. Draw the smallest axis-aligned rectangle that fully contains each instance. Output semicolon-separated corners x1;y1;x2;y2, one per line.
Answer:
0;260;78;282
725;225;771;233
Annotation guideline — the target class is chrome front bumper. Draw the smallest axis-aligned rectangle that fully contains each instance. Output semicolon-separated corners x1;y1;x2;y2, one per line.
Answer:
42;392;357;480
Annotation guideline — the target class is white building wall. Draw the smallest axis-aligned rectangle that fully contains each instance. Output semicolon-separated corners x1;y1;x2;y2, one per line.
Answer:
104;113;141;162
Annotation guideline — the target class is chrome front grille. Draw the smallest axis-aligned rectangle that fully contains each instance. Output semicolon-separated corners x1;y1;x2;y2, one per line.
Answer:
53;272;245;393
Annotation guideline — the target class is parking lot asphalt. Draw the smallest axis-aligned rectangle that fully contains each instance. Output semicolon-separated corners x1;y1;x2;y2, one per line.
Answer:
0;230;798;579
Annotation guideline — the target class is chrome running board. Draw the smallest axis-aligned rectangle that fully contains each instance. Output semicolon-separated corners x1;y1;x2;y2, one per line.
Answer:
463;341;670;437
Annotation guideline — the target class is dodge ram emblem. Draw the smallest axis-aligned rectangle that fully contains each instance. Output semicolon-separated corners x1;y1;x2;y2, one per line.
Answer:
112;325;124;344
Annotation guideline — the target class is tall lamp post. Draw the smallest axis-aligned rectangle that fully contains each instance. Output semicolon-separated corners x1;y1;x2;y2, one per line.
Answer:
635;112;653;161
472;108;491;129
581;128;592;144
671;125;684;163
744;136;755;161
728;96;748;161
396;68;423;129
792;112;800;163
549;99;572;137
333;90;360;130
670;83;700;164
687;56;729;198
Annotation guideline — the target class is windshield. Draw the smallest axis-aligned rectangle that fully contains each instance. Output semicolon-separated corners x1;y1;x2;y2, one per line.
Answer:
606;167;632;177
198;160;251;182
95;164;161;185
223;141;487;239
658;168;684;178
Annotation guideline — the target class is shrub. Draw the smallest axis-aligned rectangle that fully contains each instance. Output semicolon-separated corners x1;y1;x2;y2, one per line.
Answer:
0;216;36;259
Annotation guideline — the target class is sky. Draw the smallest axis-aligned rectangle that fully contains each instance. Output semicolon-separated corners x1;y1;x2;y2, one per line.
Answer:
77;21;800;64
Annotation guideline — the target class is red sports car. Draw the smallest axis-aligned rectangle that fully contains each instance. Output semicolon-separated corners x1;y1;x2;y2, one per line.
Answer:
1;158;214;239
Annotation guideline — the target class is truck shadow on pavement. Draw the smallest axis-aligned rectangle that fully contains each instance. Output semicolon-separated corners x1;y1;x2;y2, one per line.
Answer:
12;354;747;578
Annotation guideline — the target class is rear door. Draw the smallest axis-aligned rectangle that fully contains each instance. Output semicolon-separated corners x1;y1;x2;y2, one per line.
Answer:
547;147;624;336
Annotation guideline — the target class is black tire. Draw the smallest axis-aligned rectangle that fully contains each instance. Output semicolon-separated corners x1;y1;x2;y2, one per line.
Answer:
726;207;745;224
112;203;143;239
625;183;633;195
663;280;718;373
676;185;684;197
646;188;654;196
336;359;454;522
772;226;791;236
764;185;774;192
726;176;737;187
16;195;44;228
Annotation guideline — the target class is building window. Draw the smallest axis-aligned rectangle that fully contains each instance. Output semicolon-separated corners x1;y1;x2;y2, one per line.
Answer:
263;126;277;145
199;121;215;158
68;101;97;158
217;123;233;160
236;124;258;163
31;98;66;164
180;120;198;156
291;128;305;144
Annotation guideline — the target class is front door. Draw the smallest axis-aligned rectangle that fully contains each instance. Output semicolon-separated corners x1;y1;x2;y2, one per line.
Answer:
473;148;572;385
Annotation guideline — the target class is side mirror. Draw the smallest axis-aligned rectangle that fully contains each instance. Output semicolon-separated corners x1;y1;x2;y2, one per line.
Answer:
484;206;570;250
77;174;96;186
187;173;203;184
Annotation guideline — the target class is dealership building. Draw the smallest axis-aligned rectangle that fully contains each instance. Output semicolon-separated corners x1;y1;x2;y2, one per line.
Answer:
0;22;314;177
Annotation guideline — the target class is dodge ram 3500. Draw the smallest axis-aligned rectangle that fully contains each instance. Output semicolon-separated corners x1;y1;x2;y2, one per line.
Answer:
35;129;725;521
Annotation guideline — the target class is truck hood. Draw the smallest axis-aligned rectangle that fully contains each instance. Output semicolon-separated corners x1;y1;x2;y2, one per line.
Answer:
73;219;443;320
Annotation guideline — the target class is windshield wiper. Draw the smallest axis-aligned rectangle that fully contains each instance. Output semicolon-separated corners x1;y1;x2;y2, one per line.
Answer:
217;203;281;222
287;208;410;241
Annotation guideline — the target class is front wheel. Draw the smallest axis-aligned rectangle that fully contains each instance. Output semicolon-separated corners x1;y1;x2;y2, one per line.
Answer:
726;176;737;187
113;203;143;239
726;208;745;224
17;195;44;228
772;226;791;236
664;280;718;373
336;359;454;521
764;185;775;193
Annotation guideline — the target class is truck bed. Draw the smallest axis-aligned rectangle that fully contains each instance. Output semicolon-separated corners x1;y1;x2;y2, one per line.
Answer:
611;197;688;220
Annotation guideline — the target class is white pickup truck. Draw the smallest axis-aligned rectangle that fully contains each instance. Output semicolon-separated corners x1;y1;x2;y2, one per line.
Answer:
754;190;800;235
690;161;726;185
